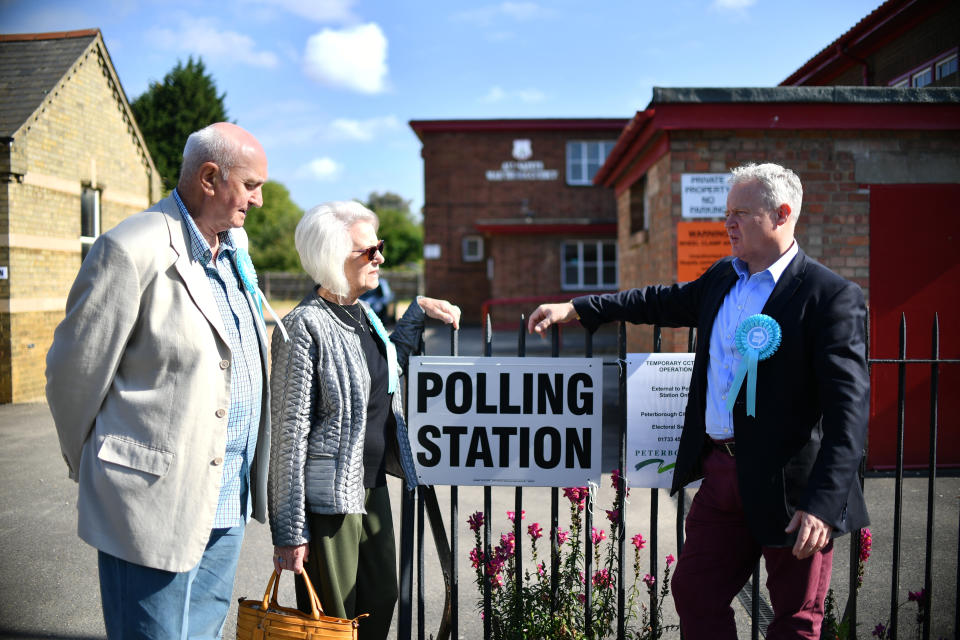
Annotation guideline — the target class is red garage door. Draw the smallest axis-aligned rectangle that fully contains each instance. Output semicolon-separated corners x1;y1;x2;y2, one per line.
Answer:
868;184;960;469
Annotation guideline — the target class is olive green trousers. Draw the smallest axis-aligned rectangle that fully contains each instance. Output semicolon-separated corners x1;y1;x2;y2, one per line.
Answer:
296;486;398;640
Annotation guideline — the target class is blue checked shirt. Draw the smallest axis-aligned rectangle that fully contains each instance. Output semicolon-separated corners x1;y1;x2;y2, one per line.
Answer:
174;190;263;528
704;242;798;438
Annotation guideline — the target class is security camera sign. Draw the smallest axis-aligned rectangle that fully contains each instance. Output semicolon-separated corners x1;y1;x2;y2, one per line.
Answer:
408;356;603;486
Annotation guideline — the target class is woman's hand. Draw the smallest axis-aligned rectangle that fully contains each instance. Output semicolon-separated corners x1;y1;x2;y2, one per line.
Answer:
274;544;309;574
418;297;462;329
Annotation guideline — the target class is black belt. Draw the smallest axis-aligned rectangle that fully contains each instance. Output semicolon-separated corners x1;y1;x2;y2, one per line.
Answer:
709;437;736;457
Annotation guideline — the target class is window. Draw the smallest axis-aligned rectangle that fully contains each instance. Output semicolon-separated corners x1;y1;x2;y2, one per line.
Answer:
462;235;483;262
81;187;100;261
936;54;958;80
562;240;617;290
891;78;909;88
630;175;648;235
912;68;933;87
566;140;616;186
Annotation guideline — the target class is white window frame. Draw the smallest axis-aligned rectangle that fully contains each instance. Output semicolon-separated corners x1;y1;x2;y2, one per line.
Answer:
936;54;958;80
911;67;933;87
81;187;101;260
566;140;616;186
462;235;484;262
561;239;618;291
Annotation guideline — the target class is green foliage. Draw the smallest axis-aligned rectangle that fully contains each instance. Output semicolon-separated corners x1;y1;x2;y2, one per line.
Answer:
364;192;423;268
131;56;229;191
244;181;303;272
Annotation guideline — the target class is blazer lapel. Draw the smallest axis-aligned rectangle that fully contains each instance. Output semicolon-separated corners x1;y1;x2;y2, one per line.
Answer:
761;249;807;320
162;198;231;347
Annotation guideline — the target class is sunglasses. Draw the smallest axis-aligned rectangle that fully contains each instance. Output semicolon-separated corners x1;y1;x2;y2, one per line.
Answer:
353;239;385;261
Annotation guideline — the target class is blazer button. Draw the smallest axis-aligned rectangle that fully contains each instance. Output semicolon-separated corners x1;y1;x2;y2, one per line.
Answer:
215;408;226;418
212;457;224;466
220;359;230;370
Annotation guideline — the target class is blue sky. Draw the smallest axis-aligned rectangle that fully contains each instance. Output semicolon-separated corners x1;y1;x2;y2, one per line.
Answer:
2;0;882;214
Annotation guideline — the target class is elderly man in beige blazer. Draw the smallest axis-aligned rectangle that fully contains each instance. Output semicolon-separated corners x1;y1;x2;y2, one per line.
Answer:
46;122;271;639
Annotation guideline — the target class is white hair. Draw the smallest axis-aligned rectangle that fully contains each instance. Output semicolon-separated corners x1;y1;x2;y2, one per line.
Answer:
730;162;803;220
295;201;379;297
180;124;242;182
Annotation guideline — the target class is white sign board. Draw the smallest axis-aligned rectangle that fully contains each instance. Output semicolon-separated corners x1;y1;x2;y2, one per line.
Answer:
681;173;731;218
423;244;441;259
408;356;603;486
626;353;698;489
0;266;7;280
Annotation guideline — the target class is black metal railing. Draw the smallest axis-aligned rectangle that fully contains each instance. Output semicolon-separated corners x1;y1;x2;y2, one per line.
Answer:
393;312;957;640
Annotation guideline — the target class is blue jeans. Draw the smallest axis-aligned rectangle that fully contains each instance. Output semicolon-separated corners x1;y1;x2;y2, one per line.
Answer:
98;523;245;640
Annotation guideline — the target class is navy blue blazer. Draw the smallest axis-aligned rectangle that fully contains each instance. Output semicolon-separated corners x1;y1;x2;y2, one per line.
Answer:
574;249;869;547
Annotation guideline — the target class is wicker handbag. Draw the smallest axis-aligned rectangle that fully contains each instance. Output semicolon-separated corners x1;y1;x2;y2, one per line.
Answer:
236;569;368;639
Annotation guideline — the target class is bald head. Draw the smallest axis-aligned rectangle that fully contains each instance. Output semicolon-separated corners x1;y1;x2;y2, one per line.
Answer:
179;122;266;186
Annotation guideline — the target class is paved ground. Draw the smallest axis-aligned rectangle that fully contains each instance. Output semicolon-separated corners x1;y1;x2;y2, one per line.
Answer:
1;322;956;639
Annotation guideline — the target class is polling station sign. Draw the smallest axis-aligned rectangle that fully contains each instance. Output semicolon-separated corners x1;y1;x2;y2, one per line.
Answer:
626;354;698;489
408;356;603;486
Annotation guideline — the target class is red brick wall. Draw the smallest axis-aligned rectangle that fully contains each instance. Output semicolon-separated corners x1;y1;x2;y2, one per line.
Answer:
420;127;620;323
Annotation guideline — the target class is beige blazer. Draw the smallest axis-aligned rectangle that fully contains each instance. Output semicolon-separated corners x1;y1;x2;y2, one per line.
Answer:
46;195;270;572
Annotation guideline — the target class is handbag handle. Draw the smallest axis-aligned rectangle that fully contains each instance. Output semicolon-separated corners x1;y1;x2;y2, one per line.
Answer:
261;569;323;621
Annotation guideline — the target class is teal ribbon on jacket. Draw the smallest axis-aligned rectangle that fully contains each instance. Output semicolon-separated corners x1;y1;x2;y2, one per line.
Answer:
364;306;399;394
725;314;781;417
234;248;263;322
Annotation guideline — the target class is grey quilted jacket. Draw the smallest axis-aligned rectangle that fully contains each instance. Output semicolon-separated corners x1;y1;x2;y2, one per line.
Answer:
268;293;424;547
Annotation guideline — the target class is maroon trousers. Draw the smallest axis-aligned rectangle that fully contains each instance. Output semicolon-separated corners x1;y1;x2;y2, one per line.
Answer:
671;448;834;640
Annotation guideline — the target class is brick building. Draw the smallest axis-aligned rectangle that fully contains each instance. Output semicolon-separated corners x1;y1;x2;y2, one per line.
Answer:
780;0;958;88
0;30;160;402
409;119;627;324
594;85;960;468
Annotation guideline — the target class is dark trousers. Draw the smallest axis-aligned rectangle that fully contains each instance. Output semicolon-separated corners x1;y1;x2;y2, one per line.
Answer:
671;448;834;640
297;486;398;640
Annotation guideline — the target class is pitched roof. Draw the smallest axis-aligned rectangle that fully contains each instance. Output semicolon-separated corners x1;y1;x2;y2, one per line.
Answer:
0;29;100;137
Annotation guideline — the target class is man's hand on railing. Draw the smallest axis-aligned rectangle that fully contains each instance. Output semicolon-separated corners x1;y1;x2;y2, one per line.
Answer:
527;301;578;336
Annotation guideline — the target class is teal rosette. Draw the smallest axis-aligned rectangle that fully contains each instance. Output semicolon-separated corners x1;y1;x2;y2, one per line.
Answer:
234;248;263;321
725;313;781;417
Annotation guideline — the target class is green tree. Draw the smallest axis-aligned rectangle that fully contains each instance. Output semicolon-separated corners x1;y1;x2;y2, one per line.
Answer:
131;56;229;191
244;181;303;272
364;191;423;267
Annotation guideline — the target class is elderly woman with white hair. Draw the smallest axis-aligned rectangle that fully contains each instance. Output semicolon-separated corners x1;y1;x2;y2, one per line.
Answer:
268;201;460;636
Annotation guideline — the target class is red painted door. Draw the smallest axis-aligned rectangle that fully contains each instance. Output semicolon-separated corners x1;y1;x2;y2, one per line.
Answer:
868;184;960;469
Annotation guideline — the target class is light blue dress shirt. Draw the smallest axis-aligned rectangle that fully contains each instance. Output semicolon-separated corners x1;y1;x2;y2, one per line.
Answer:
704;242;799;438
173;189;263;528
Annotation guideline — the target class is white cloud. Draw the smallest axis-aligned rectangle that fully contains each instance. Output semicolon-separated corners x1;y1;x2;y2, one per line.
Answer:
303;23;388;94
148;19;278;68
712;0;757;10
453;2;546;26
297;157;342;181
329;116;401;141
481;86;545;104
258;0;357;23
481;86;507;103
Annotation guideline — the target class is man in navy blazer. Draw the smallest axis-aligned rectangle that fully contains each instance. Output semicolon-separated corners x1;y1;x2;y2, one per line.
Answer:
528;162;869;639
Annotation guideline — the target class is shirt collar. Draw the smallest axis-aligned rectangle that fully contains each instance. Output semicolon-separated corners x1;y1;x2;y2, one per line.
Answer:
732;240;799;284
173;188;236;265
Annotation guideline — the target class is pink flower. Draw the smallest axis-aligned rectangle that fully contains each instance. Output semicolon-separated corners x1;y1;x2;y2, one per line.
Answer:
859;528;872;563
642;573;655;587
872;623;886;638
605;508;620;525
563;486;589;510
556;528;570;545
577;593;586;604
631;533;646;550
537;562;546;577
666;554;676;566
467;511;484;532
592;568;614;590
506;509;526;522
908;588;926;603
469;547;484;569
498;532;516;557
528;522;543;541
591;527;607;544
490;573;504;589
